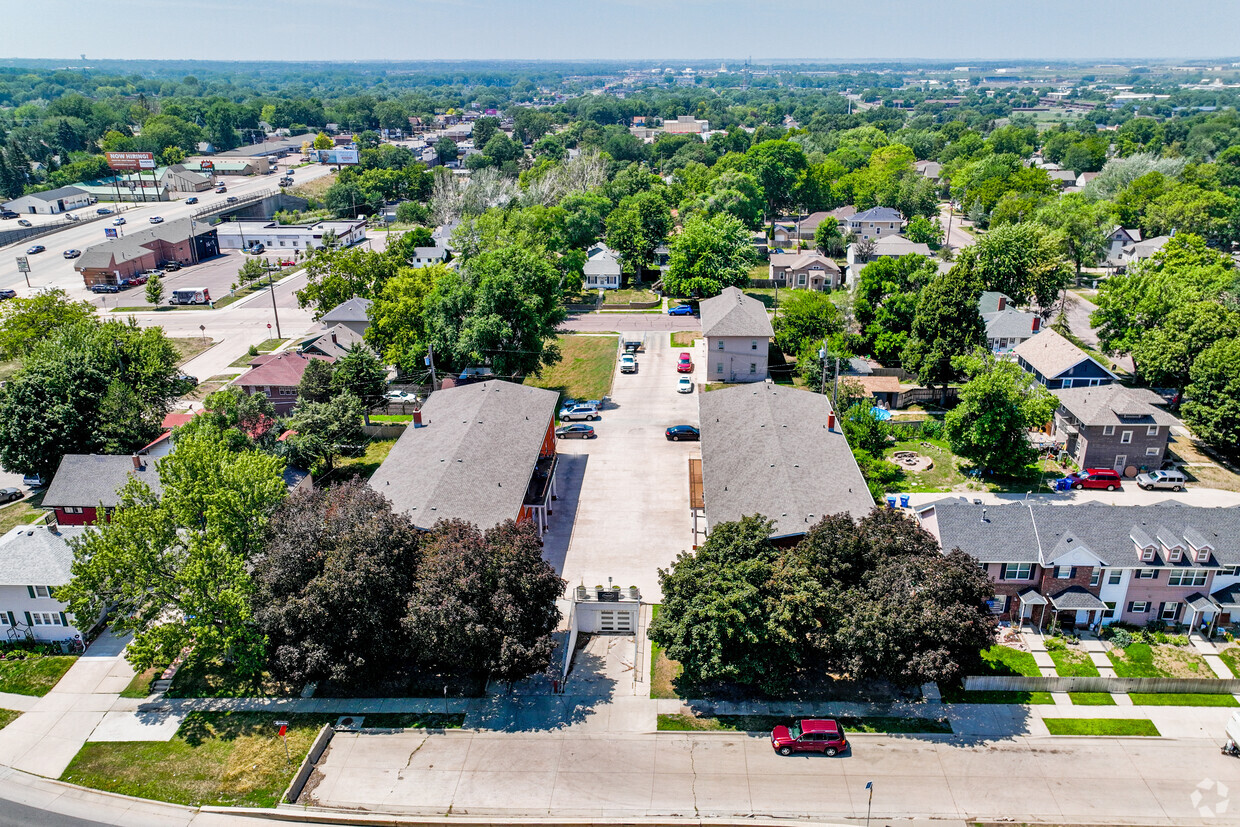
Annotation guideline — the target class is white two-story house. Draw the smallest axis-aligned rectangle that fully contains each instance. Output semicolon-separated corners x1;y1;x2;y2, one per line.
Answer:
0;524;95;644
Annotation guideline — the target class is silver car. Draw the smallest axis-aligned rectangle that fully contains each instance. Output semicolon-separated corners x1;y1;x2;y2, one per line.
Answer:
559;404;600;422
1135;470;1187;491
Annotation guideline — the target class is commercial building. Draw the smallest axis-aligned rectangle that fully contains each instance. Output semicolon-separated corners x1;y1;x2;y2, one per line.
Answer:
369;381;560;537
74;218;219;287
215;219;366;252
2;186;91;215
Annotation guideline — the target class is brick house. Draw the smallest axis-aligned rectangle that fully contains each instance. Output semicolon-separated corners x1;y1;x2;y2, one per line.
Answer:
917;500;1240;633
73;218;219;287
1013;327;1116;389
1051;385;1175;476
42;454;162;526
768;252;842;291
235;352;334;414
700;286;774;383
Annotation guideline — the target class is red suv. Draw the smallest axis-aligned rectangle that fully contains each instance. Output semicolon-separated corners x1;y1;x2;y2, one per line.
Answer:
771;719;848;756
1062;469;1123;491
676;352;693;373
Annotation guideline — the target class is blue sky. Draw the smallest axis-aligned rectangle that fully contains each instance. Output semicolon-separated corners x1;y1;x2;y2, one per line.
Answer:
2;0;1239;62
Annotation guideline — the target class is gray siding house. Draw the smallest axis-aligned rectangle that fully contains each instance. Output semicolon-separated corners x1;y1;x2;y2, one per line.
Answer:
1013;328;1117;389
1052;385;1175;476
700;286;774;383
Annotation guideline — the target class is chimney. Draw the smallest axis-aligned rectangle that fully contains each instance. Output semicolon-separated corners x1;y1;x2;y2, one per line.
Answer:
330;332;337;344
413;410;424;428
827;412;836;432
1032;316;1041;332
997;295;1007;311
132;454;144;471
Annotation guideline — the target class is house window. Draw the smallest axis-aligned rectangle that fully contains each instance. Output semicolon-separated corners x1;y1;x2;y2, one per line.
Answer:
1145;448;1159;456
751;340;758;350
1168;548;1183;563
1129;601;1150;613
1224;566;1240;577
1108;570;1122;585
1136;569;1158;580
279;387;297;396
717;340;724;350
985;596;1007;614
1090;570;1101;586
1161;602;1180;621
1147;425;1159;436
1103;425;1114;436
30;613;61;626
62;507;83;514
798;274;806;286
33;586;50;598
749;363;757;374
1055;566;1073;579
1141;548;1156;562
1168;569;1208;587
716;363;723;375
1121;431;1133;444
1105;601;1118;618
1001;563;1033;580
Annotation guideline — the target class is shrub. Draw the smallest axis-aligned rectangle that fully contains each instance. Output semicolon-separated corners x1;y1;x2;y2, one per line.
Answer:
1110;629;1134;649
921;418;944;439
1154;631;1169;644
1045;637;1066;651
247;345;259;357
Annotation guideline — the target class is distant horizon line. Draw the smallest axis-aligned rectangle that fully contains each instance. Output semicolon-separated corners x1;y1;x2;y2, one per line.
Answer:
3;56;1240;67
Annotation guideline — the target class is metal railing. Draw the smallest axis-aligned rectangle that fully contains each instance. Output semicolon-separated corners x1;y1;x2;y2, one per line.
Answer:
192;188;276;219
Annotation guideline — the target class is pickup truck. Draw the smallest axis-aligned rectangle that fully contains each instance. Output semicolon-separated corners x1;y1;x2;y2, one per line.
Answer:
619;354;638;373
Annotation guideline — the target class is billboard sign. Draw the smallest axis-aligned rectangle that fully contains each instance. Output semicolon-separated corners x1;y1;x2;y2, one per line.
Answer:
200;160;214;170
104;228;118;238
106;151;156;171
312;148;359;166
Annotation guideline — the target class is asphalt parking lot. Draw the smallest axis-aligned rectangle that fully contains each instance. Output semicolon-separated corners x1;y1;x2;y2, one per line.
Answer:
101;251;272;309
540;332;702;604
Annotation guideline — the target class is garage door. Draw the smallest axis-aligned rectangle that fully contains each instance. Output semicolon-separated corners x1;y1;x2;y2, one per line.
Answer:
599;610;634;633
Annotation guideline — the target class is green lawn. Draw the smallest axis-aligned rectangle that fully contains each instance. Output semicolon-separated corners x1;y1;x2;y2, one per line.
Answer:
169;337;216;366
1069;692;1117;706
670;331;697;348
367;414;413;423
0;655;77;696
605;288;658;304
884;437;1071;495
228;338;290;367
1107;644;1161;677
1048;645;1100;677
314;438;398;486
62;712;333;807
981;644;1042;677
656;713;950;734
649;606;684;700
939;686;1054;705
1043;718;1160;737
743;288;780;309
1219;646;1240;678
164;655;287;699
1129;693;1239;707
1108;643;1213;678
120;665;163;699
524;335;616;408
0;490;45;536
0;709;20;730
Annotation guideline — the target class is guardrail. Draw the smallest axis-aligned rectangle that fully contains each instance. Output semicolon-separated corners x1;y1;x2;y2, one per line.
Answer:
0;210;112;250
192;188;276;219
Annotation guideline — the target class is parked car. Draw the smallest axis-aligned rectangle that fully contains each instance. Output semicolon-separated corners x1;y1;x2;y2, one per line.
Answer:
561;398;602;410
186;196;199;205
247;243;266;254
96;207;113;215
175;373;199;391
21;474;44;489
149;215;164;224
1136;469;1187;492
63;249;81;259
559;404;600;422
384;390;418;402
555;424;597;440
0;289;17;300
677;376;694;394
113;216;125;225
16;219;31;227
125;274;150;286
665;425;700;442
771;719;848;757
161;261;182;272
0;487;23;504
90;283;120;294
668;303;695;316
25;245;44;254
0;210;18;219
619;354;637;374
676;352;693;373
1057;469;1123;491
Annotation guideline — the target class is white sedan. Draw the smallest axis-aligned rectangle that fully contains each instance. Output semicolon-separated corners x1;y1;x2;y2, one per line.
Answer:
677;376;694;394
385;390;419;403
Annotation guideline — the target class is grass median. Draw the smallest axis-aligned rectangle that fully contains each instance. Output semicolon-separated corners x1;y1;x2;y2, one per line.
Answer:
1129;693;1239;707
0;655;77;696
657;713;951;734
1043;718;1160;736
1068;692;1117;706
938;686;1054;705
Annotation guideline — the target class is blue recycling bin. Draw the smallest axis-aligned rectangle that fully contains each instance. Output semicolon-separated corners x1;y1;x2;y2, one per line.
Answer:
886;495;897;509
900;494;910;508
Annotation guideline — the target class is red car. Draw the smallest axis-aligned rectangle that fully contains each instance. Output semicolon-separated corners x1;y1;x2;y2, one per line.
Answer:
771;719;848;757
676;352;693;373
1061;469;1123;491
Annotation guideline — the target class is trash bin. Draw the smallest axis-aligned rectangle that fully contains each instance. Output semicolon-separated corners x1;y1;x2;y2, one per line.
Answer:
886;496;897;509
900;494;910;508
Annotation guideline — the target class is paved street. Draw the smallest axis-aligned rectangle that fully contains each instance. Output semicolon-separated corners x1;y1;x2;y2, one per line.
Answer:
562;310;701;334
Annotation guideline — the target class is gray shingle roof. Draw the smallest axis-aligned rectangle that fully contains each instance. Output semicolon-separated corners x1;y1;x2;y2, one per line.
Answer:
983;308;1039;340
868;235;932;257
1053;385;1174;427
16;186;89;203
1013;328;1114;380
923;499;1240;568
699;383;874;538
369;380;558;530
43;454;162;509
978;291;1010;315
296;324;367;359
851;206;903;222
700;286;774;339
0;525;87;587
1049;585;1106;610
321;297;373;325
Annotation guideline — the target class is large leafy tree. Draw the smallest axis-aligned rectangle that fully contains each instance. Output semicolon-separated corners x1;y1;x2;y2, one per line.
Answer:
295;247;401;318
331;344;387;422
253;479;422;687
1183;338;1240;458
902;265;985;405
662;212;756;297
281;393;366;472
1034;193;1112;276
773;289;843;356
403;519;564;685
853;254;938;364
944;350;1058;476
1129;302;1240;399
364;264;446;376
744;139;808;226
960;222;1071;312
61;430;287;675
178;387;278;452
605;189;672;283
0;288;95;360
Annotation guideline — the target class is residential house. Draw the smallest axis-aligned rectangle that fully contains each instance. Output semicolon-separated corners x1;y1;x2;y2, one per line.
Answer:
915;160;943;182
320;296;373;338
796;206;857;242
1076;171;1101;188
583;244;622;290
138;412;200;460
1118;235;1171;270
2;186;91;215
700;286;774;383
846;234;931;278
368;380;560;537
410;246;449;268
979;291;1041;352
844;206;904;240
0;524;97;642
1046;169;1079;187
917;499;1240;631
74;218;219;287
768;252;842;291
43;454;162;526
697;383;873;543
216;219;366;252
1052;384;1175;475
296;324;368;360
1104;226;1142;262
1013;328;1116;389
236;351;334;414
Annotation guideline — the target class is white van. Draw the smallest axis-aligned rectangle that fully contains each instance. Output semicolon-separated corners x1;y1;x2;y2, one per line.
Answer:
169;287;212;306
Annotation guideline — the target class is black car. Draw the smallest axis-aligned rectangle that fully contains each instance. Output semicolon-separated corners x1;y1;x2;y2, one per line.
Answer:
555;424;597;440
226;196;238;203
161;261;182;272
665;425;700;442
90;283;120;294
0;487;22;504
0;289;17;300
96;207;113;215
25;245;45;255
0;210;18;220
186;197;198;205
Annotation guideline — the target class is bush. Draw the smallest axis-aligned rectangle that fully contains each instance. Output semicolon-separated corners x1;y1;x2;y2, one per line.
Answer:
920;418;944;439
247;345;259;357
1045;637;1066;651
1110;629;1134;649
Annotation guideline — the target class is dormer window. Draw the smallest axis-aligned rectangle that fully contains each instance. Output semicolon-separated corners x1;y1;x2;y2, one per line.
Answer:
1196;548;1211;562
1168;548;1183;563
1140;547;1156;562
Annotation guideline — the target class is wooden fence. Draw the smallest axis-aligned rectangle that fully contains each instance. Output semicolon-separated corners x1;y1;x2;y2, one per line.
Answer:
964;675;1240;694
897;386;959;408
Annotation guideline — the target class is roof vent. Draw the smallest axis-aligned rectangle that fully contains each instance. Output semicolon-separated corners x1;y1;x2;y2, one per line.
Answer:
981;508;988;523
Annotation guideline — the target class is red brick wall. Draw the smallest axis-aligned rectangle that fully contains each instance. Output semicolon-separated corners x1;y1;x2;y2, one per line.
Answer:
1038;564;1101;626
539;417;556;459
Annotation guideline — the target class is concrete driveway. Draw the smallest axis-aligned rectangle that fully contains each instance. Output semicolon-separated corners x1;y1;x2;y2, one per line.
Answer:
304;728;1240;821
542;332;700;604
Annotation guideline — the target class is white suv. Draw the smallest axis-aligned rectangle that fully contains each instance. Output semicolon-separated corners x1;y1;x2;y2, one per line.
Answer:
559;404;600;421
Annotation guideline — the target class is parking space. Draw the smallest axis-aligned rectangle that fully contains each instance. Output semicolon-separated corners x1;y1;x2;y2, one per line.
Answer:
542;332;701;604
102;251;262;308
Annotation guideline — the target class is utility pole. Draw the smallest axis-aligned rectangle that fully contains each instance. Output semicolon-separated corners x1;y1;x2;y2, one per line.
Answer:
267;264;282;338
426;342;438;391
833;356;840;409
